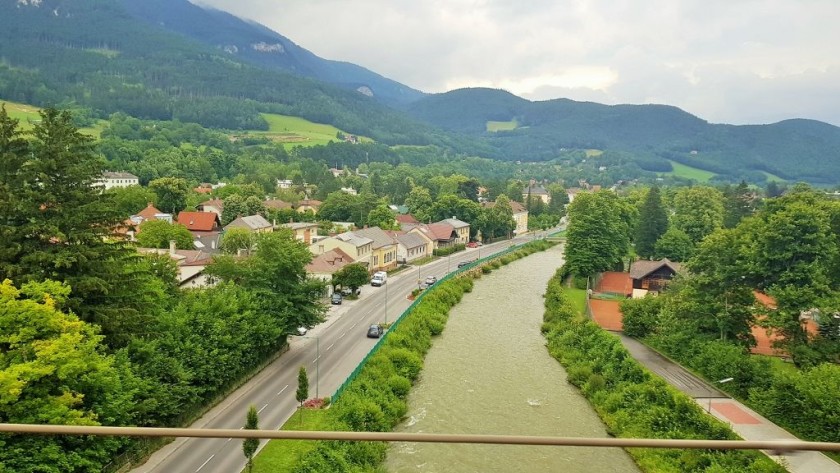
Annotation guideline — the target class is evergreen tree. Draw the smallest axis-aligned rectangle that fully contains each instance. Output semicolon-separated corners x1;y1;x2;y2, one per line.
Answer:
242;405;260;473
723;180;756;228
296;365;309;424
635;186;668;259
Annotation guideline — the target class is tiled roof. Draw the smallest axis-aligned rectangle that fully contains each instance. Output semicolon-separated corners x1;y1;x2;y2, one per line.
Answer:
439;218;469;229
198;199;224;212
629;258;683;280
306;248;355;274
282;222;319;230
335;231;373;248
481;201;527;213
177;211;219;232
136;203;163;221
103;171;138;179
425;223;456;241
524;185;549;195
297;199;322;208
395;214;419;224
264;199;292;210
352;227;397;250
395;232;427;249
225;215;272;231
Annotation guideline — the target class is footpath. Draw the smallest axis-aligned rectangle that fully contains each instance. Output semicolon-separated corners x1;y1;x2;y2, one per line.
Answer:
617;334;840;473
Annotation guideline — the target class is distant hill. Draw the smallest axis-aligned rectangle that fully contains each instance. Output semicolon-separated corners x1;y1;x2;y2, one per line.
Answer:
406;88;840;184
119;0;425;107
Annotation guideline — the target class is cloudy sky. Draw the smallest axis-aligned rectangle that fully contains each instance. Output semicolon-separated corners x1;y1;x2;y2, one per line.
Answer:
196;0;840;126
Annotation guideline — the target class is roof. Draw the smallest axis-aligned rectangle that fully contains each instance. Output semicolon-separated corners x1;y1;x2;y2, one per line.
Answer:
352;227;398;250
424;223;456;241
177;211;220;232
524;185;549;195
335;231;374;248
136;202;164;221
102;171;138;180
264;199;293;210
395;214;420;224
481;201;527;213
439;218;469;229
297;199;322;208
225;215;273;231
394;232;427;250
306;248;355;274
282;222;319;230
629;259;684;280
199;199;224;210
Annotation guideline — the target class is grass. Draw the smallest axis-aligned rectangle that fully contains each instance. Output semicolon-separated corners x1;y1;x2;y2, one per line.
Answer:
760;170;786;183
565;287;588;318
486;119;518;132
242;113;372;149
662;159;716;182
584;149;603;157
1;99;107;137
251;408;332;473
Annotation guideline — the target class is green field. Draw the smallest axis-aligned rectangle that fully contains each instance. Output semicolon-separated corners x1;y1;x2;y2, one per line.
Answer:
252;408;331;473
663;160;716;182
244;113;372;149
486;119;518;132
1;100;107;137
760;170;786;182
584;149;603;157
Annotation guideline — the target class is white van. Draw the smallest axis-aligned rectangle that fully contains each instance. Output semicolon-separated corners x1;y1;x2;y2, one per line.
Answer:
370;271;387;286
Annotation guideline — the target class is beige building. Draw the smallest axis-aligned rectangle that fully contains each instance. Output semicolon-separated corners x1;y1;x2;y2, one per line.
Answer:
282;222;319;245
353;227;399;272
310;231;373;267
224;215;273;233
305;248;355;296
97;171;139;190
439;218;470;245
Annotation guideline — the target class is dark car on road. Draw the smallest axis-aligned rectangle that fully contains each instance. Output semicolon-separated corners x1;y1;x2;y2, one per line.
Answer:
367;324;383;338
331;292;343;305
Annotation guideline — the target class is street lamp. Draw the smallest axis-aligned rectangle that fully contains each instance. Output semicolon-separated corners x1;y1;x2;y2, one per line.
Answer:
300;335;320;399
384;280;389;325
707;377;734;413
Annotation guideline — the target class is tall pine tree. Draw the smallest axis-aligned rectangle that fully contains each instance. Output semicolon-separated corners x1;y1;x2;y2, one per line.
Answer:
635;186;668;259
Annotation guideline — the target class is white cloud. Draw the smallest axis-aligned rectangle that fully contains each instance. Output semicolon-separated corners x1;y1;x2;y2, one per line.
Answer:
195;0;840;126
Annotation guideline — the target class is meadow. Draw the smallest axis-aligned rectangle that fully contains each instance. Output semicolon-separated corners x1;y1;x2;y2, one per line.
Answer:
486;119;518;132
246;113;371;149
663;159;716;182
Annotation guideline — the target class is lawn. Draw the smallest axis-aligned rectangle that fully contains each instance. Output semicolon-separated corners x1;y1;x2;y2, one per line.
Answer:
663;159;716;182
760;170;786;183
245;113;372;149
566;287;588;319
584;149;603;157
251;408;332;473
1;99;106;137
486;119;518;132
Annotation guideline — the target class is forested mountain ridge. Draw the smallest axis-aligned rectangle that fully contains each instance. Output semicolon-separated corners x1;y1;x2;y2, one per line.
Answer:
119;0;425;107
0;0;447;146
406;88;840;184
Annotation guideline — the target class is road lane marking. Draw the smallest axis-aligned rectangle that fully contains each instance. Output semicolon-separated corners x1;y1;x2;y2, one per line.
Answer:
327;343;335;351
195;454;215;472
339;332;346;339
313;355;321;363
277;385;289;396
258;403;269;414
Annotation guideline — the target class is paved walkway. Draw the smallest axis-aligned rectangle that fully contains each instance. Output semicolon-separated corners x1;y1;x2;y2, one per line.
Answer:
617;334;840;473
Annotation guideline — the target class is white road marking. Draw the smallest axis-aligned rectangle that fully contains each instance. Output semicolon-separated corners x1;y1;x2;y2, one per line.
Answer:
195;454;215;472
313;355;321;363
339;332;346;339
351;322;358;328
327;343;335;351
258;403;269;414
277;385;289;396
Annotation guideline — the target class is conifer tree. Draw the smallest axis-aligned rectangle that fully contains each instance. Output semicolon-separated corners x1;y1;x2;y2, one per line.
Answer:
242;405;260;472
635;186;668;259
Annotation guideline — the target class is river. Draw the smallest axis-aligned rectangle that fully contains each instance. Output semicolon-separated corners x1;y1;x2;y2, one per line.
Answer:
385;244;639;472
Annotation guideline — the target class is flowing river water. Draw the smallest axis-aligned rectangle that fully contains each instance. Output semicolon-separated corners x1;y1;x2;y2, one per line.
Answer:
385;245;639;472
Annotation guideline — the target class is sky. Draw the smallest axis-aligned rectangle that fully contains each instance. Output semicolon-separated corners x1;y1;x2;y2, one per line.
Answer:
196;0;840;126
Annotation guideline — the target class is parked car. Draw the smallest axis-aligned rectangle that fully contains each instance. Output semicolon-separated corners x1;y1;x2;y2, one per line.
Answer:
331;292;343;305
371;271;388;286
458;260;471;268
467;241;482;248
341;287;361;296
296;326;308;336
367;324;383;338
424;275;437;285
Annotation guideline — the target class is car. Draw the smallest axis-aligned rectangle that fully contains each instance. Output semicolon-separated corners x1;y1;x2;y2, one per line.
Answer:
424;275;437;285
370;271;387;286
367;324;383;338
296;326;308;336
467;241;481;248
341;287;361;296
331;292;343;305
458;260;471;268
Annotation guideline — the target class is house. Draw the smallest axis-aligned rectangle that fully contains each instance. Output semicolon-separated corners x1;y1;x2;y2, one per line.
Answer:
96;171;139;190
177;211;221;233
277;179;294;189
306;248;355;296
750;291;820;357
386;230;432;264
439;218;470;245
340;187;358;196
138;241;216;289
296;199;322;214
197;199;224;218
353;227;399;272
263;199;293;211
523;184;550;204
194;183;213;194
629;259;683;298
282;221;319;244
224;215;273;233
396;214;420;226
310;231;373;267
122;203;172;241
410;223;457;250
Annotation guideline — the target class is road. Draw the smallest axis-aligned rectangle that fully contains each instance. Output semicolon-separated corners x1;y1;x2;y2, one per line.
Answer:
132;232;552;473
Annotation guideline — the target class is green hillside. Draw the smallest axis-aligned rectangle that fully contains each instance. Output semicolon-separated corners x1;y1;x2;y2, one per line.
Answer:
243;113;372;149
662;160;716;182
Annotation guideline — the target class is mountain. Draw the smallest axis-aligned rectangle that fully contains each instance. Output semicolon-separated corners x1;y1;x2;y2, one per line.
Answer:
0;0;439;145
119;0;425;107
406;88;840;184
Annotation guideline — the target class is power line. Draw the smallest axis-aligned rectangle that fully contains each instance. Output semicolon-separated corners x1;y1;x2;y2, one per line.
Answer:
2;424;839;454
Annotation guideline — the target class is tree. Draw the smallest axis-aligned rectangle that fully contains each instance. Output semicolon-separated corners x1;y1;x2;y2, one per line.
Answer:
404;186;433;223
219;228;257;255
635;186;668;259
654;227;695;262
106;185;158;218
149;177;189;214
332;263;370;295
318;191;358;223
564;191;632;278
297;365;310;424
0;279;135;471
671;186;725;244
136;220;194;249
367;204;396;230
242;405;259;473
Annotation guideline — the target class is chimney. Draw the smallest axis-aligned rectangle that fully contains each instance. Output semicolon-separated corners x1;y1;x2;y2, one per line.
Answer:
169;240;176;255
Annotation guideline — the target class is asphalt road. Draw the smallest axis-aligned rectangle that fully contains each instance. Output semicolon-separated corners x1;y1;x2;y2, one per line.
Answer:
132;232;551;473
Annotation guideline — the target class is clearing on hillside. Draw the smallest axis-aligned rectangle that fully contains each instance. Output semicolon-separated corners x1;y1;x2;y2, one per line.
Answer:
1;100;105;137
486;119;518;132
240;113;371;149
584;149;604;157
662;160;716;182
